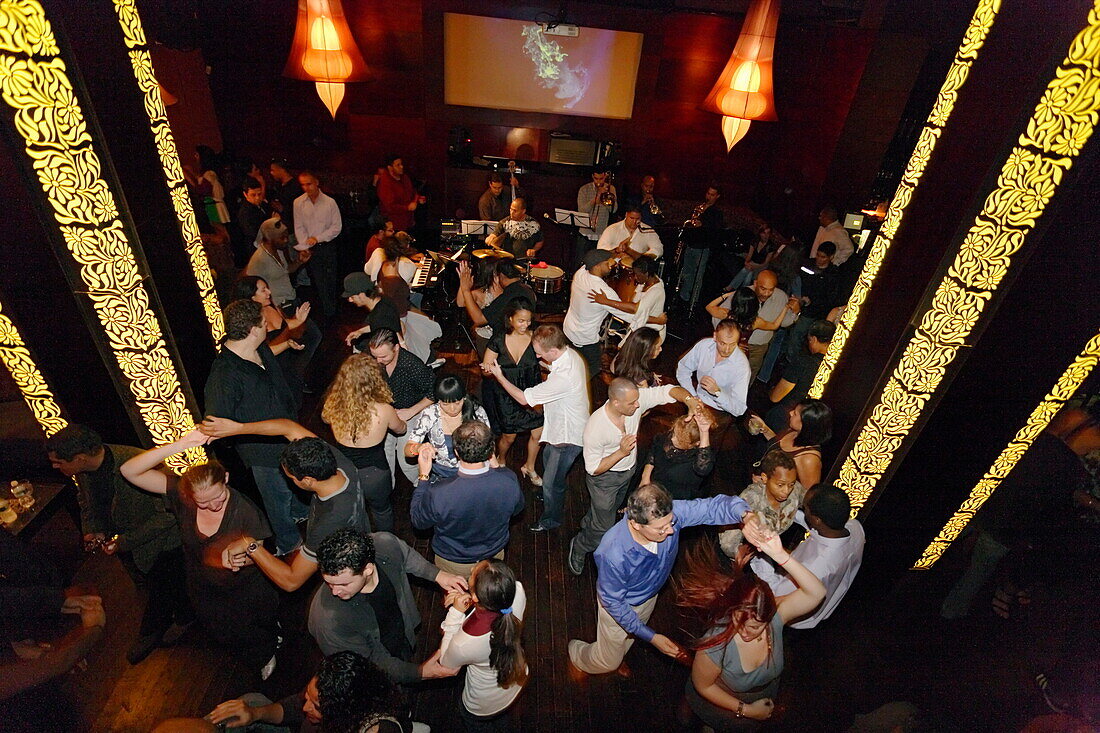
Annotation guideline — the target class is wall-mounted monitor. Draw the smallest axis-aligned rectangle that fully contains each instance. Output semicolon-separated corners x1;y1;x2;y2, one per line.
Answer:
443;13;643;120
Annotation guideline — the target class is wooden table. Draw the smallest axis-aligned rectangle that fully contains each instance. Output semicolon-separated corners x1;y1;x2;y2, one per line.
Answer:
1;480;66;537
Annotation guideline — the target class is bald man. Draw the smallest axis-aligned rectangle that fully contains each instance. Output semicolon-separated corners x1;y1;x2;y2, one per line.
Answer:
744;270;800;379
567;378;702;575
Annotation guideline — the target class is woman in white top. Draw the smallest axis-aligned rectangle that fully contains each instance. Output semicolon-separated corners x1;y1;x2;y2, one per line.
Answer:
439;560;528;730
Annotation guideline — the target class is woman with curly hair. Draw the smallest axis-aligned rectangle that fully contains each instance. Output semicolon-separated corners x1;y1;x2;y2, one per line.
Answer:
677;536;825;729
439;559;528;731
323;353;407;532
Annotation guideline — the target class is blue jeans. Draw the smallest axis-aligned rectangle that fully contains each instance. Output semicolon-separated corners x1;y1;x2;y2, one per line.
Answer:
251;465;308;555
536;443;581;529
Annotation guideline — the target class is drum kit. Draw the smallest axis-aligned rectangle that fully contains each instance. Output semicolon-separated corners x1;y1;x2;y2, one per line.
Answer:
468;247;565;296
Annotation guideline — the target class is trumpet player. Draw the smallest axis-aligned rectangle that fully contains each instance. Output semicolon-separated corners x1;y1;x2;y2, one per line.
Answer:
626;175;666;228
597;206;663;261
574;168;618;270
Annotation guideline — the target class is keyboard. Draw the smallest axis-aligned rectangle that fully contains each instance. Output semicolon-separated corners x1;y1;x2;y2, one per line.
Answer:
411;252;444;289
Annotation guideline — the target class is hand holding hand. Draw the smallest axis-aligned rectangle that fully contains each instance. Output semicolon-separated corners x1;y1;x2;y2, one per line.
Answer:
651;634;690;664
619;433;638;454
200;416;243;438
484;360;503;380
417;444;436;476
179;428;212;448
297;248;313;264
694;410;714;432
435;571;468;595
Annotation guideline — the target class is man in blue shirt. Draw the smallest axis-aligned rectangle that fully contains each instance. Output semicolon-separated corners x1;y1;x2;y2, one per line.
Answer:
410;420;524;579
676;319;752;417
568;483;760;675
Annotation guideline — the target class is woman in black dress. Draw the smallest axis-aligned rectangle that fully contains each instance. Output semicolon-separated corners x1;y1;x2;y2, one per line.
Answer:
120;430;281;679
640;410;716;500
481;297;544;484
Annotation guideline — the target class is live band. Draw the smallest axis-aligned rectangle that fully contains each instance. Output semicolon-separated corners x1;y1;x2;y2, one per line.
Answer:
400;169;729;318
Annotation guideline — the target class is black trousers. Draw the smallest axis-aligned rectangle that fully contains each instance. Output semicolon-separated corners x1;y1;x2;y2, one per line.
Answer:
124;546;194;637
307;241;340;318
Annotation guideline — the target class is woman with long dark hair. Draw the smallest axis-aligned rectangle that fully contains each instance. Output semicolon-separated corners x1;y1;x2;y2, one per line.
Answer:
706;287;790;351
611;326;663;387
677;536;825;729
438;559;528;732
748;398;832;489
405;375;491;480
481;298;544;484
233;275;316;385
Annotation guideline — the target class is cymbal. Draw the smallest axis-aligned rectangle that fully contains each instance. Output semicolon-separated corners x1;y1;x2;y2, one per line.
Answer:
472;249;513;259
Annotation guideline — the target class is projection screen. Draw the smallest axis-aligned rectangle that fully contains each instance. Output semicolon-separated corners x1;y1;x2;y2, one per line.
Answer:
443;13;643;120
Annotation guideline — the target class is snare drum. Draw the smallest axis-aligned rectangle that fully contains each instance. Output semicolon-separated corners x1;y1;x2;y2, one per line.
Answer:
527;265;565;294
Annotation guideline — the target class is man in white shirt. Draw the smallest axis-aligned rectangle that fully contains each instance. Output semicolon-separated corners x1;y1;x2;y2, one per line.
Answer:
676;320;752;417
567;378;701;575
810;206;854;266
752;484;864;628
563;249;621;380
597;207;663;261
745;270;800;379
294;171;343;320
484;325;590;533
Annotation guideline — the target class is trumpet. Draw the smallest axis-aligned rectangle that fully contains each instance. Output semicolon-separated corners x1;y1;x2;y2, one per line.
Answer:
598;175;615;207
644;196;661;218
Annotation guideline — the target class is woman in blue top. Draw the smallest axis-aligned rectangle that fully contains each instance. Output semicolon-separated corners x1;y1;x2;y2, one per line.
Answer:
405;375;490;480
677;533;825;729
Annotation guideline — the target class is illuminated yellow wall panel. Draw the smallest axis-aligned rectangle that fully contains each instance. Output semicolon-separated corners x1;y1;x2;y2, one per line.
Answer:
914;330;1100;568
810;0;1003;399
0;0;201;471
110;0;224;344
836;2;1100;511
0;298;67;436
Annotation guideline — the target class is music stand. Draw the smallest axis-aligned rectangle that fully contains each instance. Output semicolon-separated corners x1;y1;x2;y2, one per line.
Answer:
460;220;497;238
552;209;591;229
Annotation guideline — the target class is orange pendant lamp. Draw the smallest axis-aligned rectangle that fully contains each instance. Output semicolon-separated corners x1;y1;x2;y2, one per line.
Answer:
284;0;369;118
702;0;780;151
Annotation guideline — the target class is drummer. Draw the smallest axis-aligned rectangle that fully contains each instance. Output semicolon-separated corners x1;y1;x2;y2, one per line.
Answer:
486;197;544;259
596;205;662;264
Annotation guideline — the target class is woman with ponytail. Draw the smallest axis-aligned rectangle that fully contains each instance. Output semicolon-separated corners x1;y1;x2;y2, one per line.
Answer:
438;559;529;731
676;533;825;729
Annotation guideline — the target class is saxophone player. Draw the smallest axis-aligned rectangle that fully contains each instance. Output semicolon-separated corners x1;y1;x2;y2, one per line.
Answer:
677;184;725;306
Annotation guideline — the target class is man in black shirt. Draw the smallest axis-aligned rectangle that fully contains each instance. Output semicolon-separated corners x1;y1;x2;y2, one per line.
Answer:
204;299;304;556
238;177;272;248
202;420;368;593
342;273;403;348
369;329;435;486
269;158;300;230
765;319;835;433
308;529;465;685
457;259;537;340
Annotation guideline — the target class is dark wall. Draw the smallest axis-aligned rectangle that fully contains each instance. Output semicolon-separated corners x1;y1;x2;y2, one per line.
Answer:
142;0;888;236
819;0;1098;473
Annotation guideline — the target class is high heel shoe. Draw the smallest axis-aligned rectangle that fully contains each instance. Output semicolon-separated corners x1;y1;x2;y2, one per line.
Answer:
519;466;543;487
